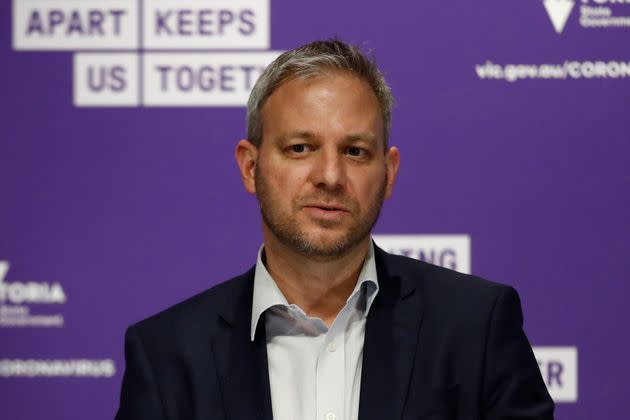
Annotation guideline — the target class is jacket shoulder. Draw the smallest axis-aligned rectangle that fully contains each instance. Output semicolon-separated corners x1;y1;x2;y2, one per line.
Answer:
380;251;525;346
128;267;254;341
380;251;514;309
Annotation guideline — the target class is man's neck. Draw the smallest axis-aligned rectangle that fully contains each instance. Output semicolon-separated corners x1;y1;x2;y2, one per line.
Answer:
262;233;371;327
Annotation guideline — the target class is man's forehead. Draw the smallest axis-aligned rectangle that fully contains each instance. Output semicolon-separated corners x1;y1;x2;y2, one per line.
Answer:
262;74;381;119
265;71;376;105
256;71;386;148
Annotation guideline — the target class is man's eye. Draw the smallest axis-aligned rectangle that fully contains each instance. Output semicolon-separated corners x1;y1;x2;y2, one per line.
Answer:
347;147;364;157
291;144;306;153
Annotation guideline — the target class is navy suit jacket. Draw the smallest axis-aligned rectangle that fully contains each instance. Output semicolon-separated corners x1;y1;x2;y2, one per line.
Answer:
115;247;554;419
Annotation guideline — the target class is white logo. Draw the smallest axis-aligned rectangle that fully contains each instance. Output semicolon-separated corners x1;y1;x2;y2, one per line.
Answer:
543;0;575;33
533;346;578;402
0;261;66;327
0;261;66;304
542;0;630;34
372;234;471;274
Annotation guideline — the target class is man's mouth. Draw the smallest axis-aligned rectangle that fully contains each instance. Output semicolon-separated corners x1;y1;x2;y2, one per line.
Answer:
306;204;348;212
302;204;350;220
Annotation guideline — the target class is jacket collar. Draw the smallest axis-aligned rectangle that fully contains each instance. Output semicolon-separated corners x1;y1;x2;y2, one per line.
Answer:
212;268;273;420
358;244;425;420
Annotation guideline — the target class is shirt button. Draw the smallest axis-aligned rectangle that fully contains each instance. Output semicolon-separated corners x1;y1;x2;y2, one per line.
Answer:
327;341;337;352
325;412;336;420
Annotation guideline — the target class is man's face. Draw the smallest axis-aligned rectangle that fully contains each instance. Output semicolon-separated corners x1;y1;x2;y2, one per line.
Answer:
240;71;399;259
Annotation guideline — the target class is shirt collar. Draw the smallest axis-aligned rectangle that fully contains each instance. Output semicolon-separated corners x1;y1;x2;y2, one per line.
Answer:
250;241;379;341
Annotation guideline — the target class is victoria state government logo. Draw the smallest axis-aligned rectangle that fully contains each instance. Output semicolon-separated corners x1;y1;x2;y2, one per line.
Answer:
543;0;630;34
0;261;66;327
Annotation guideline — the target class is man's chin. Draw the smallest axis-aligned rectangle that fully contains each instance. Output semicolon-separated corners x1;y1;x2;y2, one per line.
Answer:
300;228;349;245
290;230;368;259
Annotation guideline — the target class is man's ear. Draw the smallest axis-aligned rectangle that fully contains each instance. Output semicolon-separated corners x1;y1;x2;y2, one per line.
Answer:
384;146;400;199
235;139;258;194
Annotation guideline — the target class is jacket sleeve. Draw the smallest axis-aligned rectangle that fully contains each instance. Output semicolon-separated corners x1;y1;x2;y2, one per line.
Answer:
115;325;165;420
482;286;555;419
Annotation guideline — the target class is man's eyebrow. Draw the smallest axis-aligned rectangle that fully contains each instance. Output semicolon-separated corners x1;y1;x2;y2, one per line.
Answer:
344;133;378;144
274;131;379;145
275;130;316;143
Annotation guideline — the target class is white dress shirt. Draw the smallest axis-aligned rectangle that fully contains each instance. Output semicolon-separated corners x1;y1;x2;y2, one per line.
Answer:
251;243;379;420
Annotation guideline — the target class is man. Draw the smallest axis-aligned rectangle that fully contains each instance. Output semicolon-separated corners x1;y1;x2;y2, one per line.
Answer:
115;40;554;420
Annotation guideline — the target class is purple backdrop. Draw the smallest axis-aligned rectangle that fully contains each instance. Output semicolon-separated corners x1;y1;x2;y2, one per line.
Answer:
2;0;629;419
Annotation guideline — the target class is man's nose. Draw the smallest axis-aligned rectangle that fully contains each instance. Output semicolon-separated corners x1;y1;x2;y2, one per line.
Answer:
310;147;346;191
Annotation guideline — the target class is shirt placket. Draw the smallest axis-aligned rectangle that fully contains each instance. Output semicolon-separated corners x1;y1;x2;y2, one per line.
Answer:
316;309;350;420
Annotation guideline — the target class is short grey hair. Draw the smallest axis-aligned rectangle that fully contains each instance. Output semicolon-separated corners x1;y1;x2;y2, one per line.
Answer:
246;39;394;148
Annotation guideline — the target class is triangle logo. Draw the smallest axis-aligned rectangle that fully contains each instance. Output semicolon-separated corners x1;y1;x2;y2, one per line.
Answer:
543;0;575;34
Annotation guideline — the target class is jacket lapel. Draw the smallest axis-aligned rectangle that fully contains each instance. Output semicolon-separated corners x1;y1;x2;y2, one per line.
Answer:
211;269;273;420
358;247;425;420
